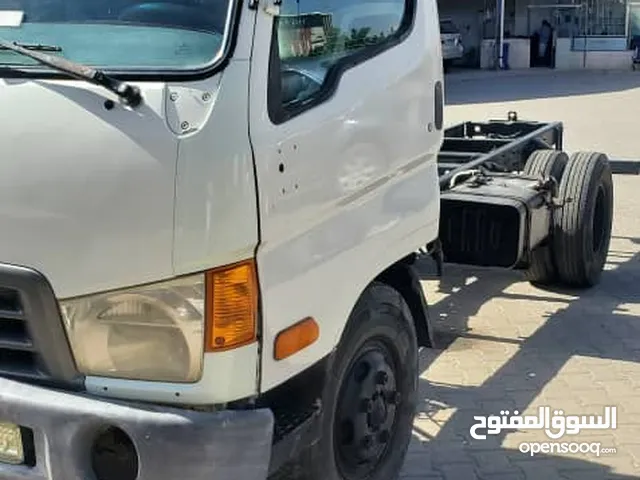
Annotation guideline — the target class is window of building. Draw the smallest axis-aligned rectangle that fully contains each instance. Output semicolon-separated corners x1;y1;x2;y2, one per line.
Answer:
525;0;627;38
584;0;626;36
268;0;413;124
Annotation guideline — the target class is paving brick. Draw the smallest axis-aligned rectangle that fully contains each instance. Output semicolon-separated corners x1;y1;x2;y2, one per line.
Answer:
558;469;621;480
409;437;430;453
459;437;503;451
513;461;567;480
426;393;481;411
611;429;640;446
558;373;602;392
623;447;640;468
435;464;481;480
596;451;640;475
430;443;475;467
401;475;444;480
529;397;585;416
615;397;640;415
469;451;519;475
597;379;638;398
478;399;517;414
401;452;435;476
483;374;545;393
478;473;525;480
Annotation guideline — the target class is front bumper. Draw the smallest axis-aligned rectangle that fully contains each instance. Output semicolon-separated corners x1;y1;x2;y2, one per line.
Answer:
0;377;274;480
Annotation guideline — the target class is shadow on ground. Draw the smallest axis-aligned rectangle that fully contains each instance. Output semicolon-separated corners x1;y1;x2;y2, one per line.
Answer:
444;70;640;106
407;235;640;479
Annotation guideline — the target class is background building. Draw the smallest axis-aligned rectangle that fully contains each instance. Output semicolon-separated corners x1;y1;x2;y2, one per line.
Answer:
438;0;638;70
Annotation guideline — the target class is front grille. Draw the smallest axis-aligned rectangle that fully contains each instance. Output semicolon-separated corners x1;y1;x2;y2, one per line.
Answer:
0;287;39;379
0;264;80;387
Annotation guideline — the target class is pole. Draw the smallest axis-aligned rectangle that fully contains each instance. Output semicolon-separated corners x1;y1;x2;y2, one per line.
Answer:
582;4;587;69
497;0;505;69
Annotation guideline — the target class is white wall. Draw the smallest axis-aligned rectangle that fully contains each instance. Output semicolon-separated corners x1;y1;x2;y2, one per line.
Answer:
481;38;530;68
554;38;584;69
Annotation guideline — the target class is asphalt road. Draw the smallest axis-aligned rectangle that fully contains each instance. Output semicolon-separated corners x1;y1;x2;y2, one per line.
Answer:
401;70;640;480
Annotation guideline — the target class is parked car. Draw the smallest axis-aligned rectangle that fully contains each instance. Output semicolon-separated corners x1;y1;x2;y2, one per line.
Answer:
440;18;464;70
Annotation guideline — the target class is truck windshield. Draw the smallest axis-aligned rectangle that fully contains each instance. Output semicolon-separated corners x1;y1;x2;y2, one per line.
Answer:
0;0;233;71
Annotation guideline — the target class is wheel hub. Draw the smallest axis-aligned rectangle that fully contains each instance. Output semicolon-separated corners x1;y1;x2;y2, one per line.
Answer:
369;393;387;428
334;346;400;476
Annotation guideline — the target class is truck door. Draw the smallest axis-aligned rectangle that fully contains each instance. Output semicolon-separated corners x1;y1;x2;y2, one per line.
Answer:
248;0;443;393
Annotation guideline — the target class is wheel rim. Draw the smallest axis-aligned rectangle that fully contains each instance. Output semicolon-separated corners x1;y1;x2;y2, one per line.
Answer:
334;339;401;479
592;185;606;254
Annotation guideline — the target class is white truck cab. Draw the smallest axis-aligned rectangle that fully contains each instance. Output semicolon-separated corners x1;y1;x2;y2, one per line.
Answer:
0;0;444;479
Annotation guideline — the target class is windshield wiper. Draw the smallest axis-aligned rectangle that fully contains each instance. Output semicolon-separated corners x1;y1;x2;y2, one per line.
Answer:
0;42;62;52
0;38;143;108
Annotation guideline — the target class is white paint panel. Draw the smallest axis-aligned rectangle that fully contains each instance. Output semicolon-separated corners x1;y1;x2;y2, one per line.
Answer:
249;0;444;392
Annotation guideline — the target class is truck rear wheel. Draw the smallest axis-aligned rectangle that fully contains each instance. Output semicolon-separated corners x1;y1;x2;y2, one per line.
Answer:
522;150;568;285
552;152;614;287
306;282;418;480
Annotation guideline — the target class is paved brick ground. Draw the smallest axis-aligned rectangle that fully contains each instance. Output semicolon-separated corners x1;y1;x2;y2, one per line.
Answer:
401;71;640;480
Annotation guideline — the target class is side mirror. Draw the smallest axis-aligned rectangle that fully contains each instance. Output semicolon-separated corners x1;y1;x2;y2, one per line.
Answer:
281;71;307;104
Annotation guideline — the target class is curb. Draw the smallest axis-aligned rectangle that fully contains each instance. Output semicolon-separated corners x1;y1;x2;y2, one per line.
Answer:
445;68;634;83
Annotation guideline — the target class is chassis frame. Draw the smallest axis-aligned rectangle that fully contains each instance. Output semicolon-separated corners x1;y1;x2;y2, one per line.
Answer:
431;111;566;271
438;111;563;188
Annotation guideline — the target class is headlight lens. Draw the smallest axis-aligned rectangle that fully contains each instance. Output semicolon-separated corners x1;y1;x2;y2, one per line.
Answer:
59;274;205;383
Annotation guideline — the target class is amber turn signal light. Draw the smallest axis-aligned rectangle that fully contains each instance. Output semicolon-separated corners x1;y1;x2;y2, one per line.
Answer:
205;259;259;352
274;317;319;361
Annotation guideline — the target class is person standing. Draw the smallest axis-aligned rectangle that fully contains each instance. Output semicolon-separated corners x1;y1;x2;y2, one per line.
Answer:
538;20;552;65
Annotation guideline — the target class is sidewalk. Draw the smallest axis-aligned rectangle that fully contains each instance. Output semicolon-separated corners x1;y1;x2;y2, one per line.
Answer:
445;67;633;83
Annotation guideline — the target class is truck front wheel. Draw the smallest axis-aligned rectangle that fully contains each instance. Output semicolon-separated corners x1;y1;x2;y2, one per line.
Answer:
306;282;418;480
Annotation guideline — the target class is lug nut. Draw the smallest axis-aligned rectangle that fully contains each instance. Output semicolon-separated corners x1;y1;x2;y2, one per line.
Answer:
360;398;373;413
361;435;373;448
386;391;402;405
375;371;388;385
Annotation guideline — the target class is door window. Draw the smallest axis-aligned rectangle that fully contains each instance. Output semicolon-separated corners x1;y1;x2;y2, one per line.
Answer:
268;0;413;123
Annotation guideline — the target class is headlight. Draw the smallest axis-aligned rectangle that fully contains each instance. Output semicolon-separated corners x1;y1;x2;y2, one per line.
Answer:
60;274;205;383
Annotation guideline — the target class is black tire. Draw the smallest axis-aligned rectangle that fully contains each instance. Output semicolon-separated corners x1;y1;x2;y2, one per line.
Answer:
522;150;569;285
523;149;568;182
553;152;614;287
304;282;418;480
